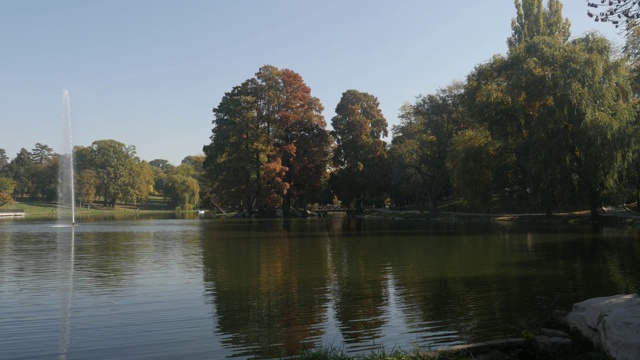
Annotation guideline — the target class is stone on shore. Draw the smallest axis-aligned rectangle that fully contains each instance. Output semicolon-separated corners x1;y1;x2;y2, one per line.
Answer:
564;294;640;360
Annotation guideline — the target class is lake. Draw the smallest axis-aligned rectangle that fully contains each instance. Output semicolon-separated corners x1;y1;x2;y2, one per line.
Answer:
1;215;639;359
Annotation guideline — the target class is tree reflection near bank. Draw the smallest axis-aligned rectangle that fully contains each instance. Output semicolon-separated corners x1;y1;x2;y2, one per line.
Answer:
198;217;640;358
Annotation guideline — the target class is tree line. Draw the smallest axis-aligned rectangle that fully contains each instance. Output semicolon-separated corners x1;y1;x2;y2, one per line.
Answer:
0;140;203;210
202;0;640;218
3;0;640;218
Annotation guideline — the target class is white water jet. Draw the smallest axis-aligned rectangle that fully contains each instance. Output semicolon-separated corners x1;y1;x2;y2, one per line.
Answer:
60;89;76;226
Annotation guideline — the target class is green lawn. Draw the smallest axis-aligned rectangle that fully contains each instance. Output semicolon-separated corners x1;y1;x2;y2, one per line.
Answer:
0;196;175;218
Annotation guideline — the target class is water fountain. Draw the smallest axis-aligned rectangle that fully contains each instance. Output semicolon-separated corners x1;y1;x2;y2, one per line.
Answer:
58;89;76;359
60;89;76;226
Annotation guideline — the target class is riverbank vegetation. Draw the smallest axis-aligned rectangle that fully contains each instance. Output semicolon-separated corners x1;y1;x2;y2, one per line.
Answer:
3;0;640;219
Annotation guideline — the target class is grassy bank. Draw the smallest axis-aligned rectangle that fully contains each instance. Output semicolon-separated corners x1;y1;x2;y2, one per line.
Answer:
0;196;178;219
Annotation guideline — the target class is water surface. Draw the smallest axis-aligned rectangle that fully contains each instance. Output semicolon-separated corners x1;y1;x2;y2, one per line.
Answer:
1;216;639;359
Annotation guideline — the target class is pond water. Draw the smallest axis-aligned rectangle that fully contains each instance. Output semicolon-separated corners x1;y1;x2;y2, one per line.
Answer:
1;215;639;359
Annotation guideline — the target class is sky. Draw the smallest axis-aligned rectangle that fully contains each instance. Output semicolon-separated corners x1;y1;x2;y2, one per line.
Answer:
0;0;626;165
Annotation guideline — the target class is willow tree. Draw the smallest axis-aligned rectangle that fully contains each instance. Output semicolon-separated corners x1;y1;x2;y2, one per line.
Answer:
463;0;634;217
506;32;634;217
203;65;331;216
623;25;640;205
330;90;389;213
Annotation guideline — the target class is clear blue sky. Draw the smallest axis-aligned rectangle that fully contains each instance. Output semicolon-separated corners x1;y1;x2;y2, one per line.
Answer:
0;1;624;165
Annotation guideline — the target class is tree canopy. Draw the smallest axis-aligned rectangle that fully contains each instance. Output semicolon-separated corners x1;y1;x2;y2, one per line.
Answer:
203;65;332;216
330;89;389;213
74;139;153;207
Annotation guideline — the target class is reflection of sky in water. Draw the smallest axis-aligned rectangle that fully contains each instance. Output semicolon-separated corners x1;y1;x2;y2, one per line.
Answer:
0;217;639;359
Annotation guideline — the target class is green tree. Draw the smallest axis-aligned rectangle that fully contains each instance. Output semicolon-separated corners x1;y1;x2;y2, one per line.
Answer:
448;128;499;207
390;83;465;213
509;34;634;217
461;1;634;217
0;148;9;174
623;24;640;205
330;90;389;213
89;139;139;207
181;155;204;171
204;80;268;214
123;160;154;206
508;0;570;50
31;154;59;201
30;143;55;164
8;148;33;199
149;159;175;195
165;172;200;210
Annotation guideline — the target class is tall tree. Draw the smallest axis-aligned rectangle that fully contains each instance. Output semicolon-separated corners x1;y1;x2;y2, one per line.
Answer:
30;143;55;164
330;90;389;213
623;24;640;205
88;139;139;207
203;65;331;216
508;0;570;50
31;154;59;200
8;148;33;199
264;67;331;214
204;80;269;214
0;148;9;173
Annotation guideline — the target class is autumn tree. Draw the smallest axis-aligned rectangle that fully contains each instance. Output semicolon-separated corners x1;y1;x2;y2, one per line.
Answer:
203;65;331;216
0;177;16;206
76;169;98;208
330;90;389;213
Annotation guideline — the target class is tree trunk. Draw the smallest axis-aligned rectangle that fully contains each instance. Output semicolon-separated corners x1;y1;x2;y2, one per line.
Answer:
283;192;291;218
636;172;639;207
589;189;599;220
355;196;363;214
429;197;437;214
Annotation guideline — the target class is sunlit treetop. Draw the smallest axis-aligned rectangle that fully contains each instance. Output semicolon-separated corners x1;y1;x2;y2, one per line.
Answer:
587;0;640;29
